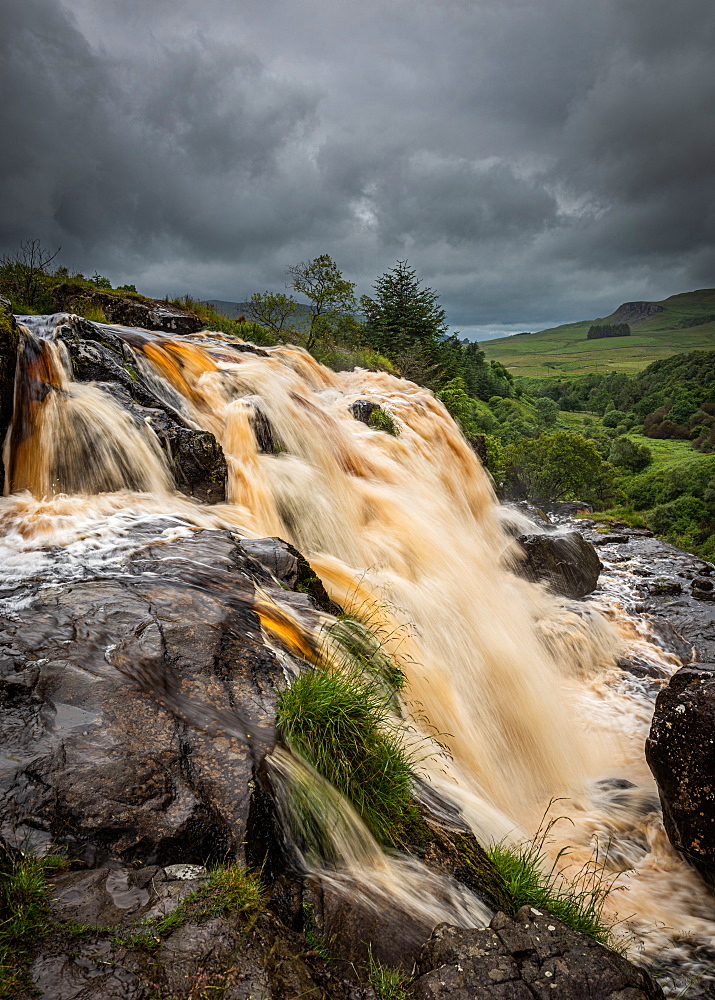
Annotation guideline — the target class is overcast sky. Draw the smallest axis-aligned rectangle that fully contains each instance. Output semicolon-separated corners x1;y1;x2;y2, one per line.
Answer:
2;0;714;338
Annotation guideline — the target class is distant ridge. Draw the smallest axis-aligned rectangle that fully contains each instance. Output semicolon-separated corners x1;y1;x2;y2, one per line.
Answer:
482;288;715;378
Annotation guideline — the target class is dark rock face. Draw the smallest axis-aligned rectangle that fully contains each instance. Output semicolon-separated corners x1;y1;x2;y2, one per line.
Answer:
514;532;602;598
0;296;19;486
541;501;593;517
413;908;664;1000
645;664;715;884
50;283;203;335
0;528;304;866
349;399;378;424
611;301;665;323
27;863;361;1000
54;317;227;501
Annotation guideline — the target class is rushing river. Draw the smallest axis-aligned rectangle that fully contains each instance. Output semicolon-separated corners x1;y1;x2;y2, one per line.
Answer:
3;313;714;992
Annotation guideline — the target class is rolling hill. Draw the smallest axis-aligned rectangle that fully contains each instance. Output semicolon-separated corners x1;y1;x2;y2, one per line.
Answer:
482;288;715;378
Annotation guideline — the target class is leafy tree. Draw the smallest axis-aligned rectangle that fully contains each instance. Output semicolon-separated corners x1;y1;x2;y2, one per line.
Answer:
500;431;617;506
0;239;61;310
361;260;447;357
602;409;627;428
439;377;496;436
246;290;299;336
534;397;559;427
608;436;652;473
287;254;356;350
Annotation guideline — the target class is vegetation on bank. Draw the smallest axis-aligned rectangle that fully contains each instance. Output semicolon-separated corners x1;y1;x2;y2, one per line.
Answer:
3;238;714;561
487;835;617;947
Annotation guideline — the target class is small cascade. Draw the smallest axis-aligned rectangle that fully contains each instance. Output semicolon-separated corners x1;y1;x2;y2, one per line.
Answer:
1;312;714;985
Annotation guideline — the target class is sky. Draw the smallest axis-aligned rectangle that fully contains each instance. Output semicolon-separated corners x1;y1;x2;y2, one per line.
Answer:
1;0;714;340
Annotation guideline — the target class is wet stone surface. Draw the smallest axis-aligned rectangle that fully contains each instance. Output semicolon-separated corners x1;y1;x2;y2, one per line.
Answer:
0;527;316;866
413;907;665;1000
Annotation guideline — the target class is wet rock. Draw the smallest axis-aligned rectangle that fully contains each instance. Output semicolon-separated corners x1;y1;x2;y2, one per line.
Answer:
541;501;593;517
240;537;340;614
0;528;318;866
303;782;506;971
513;532;602;598
646;664;715;884
692;577;715;602
349;399;378;424
50;283;203;335
54;318;227;502
648;579;682;596
0;297;19;486
413;907;664;1000
30;865;356;1000
592;533;630;545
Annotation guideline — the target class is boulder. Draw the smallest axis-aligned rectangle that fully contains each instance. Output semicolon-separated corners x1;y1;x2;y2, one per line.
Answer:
513;531;602;598
50;283;203;335
0;296;19;486
0;527;322;867
645;664;715;884
412;907;664;1000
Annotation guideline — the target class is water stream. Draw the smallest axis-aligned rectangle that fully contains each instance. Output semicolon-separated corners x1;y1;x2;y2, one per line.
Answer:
3;313;714;989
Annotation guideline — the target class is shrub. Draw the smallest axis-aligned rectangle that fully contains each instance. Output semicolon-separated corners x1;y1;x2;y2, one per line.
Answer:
500;431;618;507
602;409;627;428
608;437;652;473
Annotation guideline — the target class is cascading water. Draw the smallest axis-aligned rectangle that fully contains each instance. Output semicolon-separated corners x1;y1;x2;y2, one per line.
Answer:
3;313;715;989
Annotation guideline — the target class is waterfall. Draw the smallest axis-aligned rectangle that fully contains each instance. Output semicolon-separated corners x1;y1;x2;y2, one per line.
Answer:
3;313;714;976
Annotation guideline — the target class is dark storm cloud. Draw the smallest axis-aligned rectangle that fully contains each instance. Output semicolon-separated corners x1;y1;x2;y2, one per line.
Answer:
1;0;713;331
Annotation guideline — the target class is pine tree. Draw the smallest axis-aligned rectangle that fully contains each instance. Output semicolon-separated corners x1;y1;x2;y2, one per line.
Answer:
361;260;448;356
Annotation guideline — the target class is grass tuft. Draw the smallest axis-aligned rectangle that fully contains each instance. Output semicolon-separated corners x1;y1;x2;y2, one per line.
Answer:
277;664;418;846
0;852;68;997
487;832;617;946
194;863;267;918
366;947;412;1000
367;406;399;436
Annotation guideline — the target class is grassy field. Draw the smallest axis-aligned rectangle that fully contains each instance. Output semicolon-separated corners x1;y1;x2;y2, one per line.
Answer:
483;288;715;377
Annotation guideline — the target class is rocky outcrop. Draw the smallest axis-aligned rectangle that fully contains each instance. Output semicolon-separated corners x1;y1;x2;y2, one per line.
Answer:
0;296;19;486
513;531;602;598
610;301;665;324
0;527;316;866
412;908;664;1000
25;861;365;1000
55;316;227;501
646;664;715;885
50;282;203;335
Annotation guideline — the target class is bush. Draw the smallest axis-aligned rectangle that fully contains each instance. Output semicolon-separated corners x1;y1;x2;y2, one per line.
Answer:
608;437;652;473
602;409;627;428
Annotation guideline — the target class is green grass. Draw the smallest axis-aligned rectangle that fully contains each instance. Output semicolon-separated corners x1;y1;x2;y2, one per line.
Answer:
277;663;418;846
484;288;715;378
366;947;412;1000
0;852;68;998
487;836;616;947
367;406;399;436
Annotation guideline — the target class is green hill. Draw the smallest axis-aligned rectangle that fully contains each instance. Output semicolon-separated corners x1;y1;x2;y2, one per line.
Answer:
482;288;715;378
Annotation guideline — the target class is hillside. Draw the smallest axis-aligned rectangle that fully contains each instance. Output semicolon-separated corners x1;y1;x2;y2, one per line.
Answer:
482;288;715;377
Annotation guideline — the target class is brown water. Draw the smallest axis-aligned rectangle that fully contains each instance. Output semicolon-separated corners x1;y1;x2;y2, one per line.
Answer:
3;314;715;988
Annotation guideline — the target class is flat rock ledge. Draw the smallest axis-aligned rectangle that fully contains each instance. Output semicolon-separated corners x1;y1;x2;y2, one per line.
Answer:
413;907;664;1000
